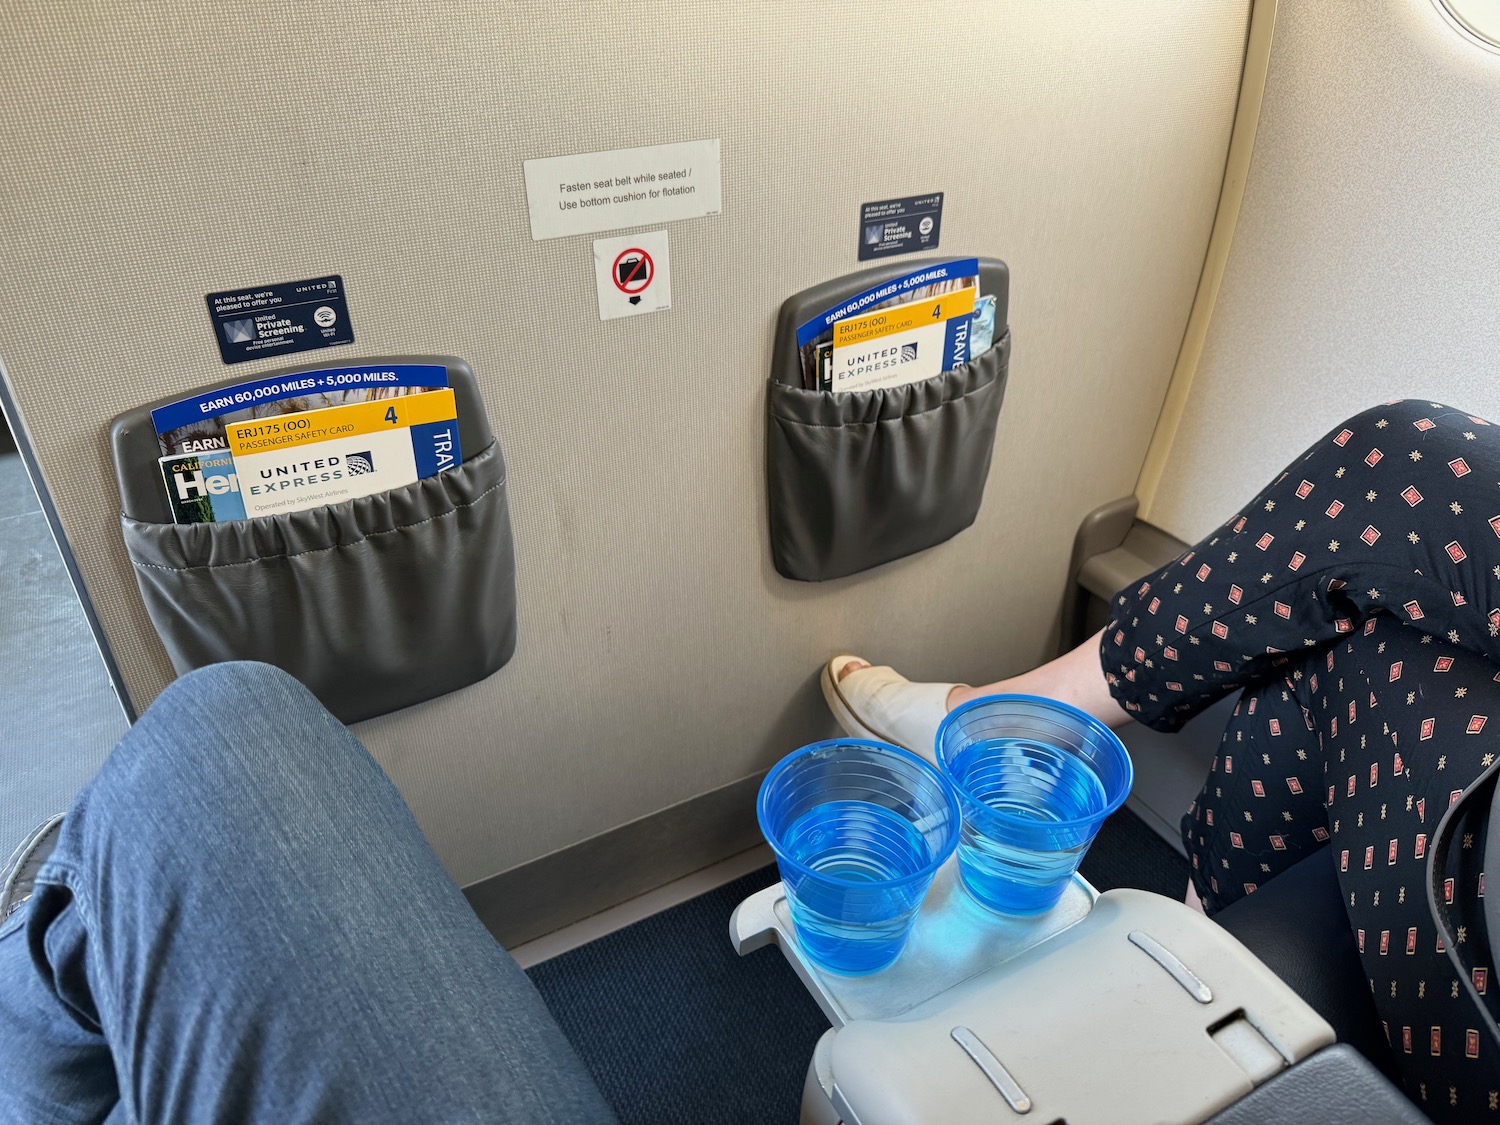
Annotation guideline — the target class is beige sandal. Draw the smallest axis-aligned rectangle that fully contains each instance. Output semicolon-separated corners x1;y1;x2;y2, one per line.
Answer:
820;655;964;762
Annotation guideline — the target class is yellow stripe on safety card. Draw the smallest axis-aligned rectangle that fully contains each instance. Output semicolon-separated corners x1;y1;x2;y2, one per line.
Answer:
225;388;458;456
832;287;977;350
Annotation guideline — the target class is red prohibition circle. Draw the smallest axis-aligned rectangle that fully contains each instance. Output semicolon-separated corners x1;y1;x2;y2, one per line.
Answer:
611;248;654;293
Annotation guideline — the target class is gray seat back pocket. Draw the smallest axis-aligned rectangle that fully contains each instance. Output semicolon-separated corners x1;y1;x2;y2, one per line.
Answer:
767;332;1009;582
121;440;516;722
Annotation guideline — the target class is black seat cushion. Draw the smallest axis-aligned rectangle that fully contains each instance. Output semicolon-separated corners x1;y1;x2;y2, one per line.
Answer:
1212;846;1402;1084
1204;1045;1424;1124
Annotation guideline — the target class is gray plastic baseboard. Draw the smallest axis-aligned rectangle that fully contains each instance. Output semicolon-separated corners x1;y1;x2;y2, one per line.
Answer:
465;771;764;949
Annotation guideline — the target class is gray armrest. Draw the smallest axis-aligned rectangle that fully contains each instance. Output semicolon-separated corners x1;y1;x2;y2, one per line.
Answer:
1204;1044;1425;1125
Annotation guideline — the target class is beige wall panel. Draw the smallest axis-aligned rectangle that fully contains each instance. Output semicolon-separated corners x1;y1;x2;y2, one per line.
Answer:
1147;0;1500;543
0;2;1248;885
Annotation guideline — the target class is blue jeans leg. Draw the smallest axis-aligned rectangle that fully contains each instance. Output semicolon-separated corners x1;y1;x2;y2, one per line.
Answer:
0;661;617;1124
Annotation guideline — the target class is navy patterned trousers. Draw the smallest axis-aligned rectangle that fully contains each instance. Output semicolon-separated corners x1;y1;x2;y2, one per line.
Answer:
1104;400;1500;1119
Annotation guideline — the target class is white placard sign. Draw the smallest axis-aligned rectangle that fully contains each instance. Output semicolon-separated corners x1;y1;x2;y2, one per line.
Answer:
593;230;671;321
524;139;721;240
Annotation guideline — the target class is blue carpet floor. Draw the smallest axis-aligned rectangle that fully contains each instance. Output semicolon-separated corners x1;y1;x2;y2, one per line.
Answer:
527;806;1189;1125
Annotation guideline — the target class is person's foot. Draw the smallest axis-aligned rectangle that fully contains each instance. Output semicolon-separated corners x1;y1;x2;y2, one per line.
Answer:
820;655;963;761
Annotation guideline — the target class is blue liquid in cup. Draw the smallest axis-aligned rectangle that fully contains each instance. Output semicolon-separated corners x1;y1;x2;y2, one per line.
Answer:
947;737;1108;914
780;800;932;973
938;696;1132;916
758;740;961;975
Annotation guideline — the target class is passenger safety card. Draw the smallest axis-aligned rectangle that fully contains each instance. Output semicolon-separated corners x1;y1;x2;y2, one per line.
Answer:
795;257;997;393
149;363;462;523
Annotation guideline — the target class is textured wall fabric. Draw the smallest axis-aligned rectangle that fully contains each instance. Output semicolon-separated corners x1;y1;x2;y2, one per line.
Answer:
0;2;1248;884
1148;0;1500;542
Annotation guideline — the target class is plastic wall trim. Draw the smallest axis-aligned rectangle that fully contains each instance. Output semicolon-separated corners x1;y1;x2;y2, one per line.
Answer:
0;358;135;722
463;770;765;949
1135;0;1279;522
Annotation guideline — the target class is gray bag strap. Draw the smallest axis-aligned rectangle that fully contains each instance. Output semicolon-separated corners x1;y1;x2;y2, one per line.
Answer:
1428;755;1500;1052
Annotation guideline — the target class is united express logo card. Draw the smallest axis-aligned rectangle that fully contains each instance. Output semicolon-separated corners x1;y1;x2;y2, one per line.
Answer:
795;258;979;389
828;286;975;393
158;387;461;522
225;389;460;518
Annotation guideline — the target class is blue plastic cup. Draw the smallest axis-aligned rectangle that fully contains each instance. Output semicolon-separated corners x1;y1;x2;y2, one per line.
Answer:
757;739;962;975
937;695;1132;915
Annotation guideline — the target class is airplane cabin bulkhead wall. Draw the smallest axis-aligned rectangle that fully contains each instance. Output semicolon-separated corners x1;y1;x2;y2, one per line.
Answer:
0;2;1250;903
1144;0;1500;542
